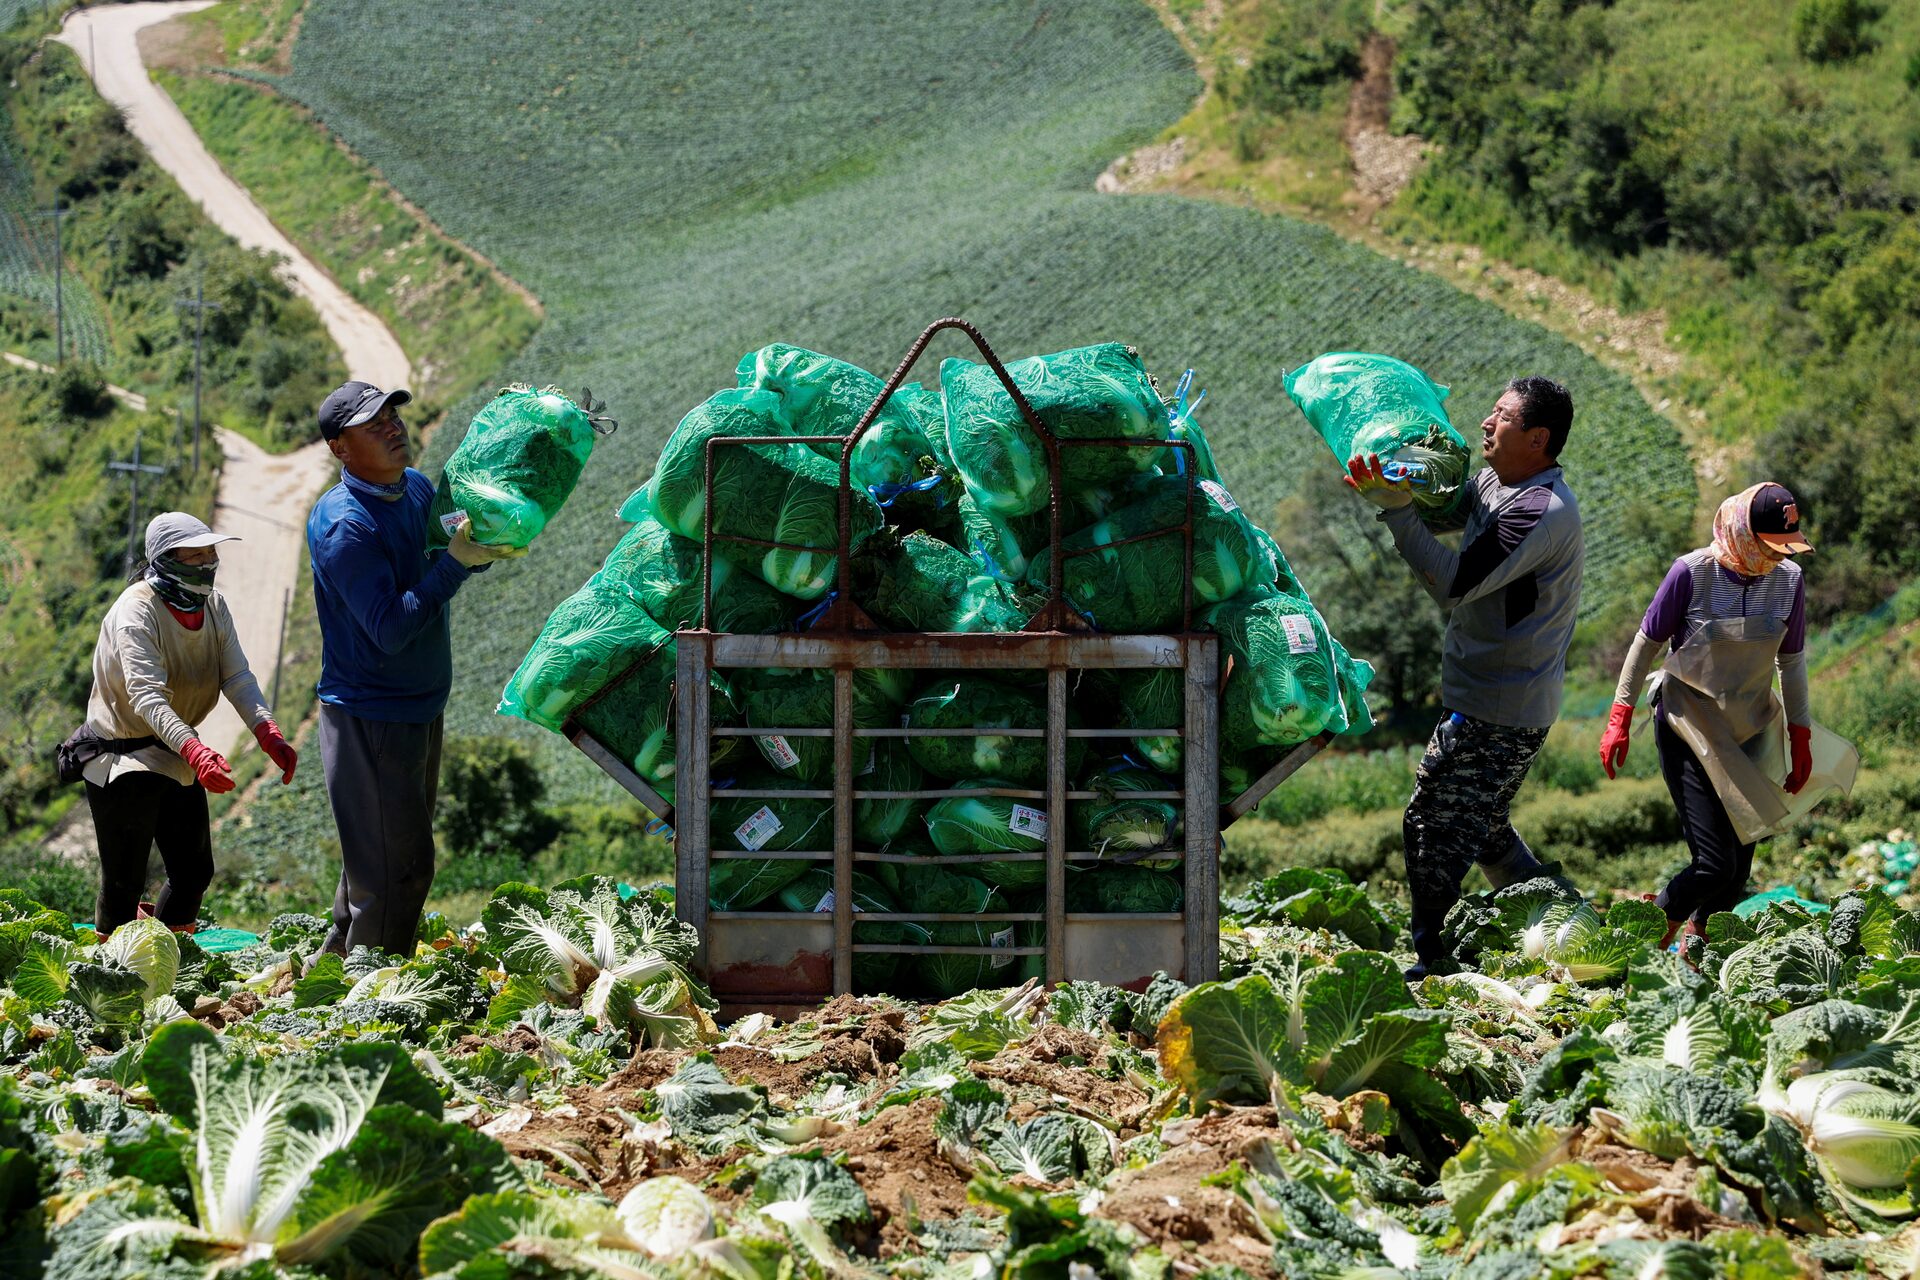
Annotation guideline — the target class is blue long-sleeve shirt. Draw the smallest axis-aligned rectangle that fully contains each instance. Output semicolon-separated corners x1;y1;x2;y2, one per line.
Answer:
308;469;469;722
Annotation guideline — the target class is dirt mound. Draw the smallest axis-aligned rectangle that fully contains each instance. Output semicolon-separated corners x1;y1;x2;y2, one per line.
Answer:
605;1047;697;1092
970;1022;1156;1126
1095;1142;1274;1276
805;1095;978;1254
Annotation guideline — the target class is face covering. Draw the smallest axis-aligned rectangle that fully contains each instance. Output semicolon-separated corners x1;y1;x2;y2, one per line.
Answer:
1710;484;1788;579
146;553;217;612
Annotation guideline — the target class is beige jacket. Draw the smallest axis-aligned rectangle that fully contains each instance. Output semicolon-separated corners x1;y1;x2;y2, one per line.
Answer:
81;581;272;787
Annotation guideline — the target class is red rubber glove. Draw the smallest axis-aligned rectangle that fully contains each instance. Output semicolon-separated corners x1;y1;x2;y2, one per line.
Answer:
1599;703;1633;779
253;718;298;785
1786;723;1813;795
180;738;234;794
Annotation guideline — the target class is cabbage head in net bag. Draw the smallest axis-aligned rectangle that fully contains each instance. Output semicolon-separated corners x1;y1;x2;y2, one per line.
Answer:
941;343;1170;517
1066;866;1185;913
572;642;740;789
856;740;927;848
925;784;1049;891
849;528;1038;633
906;677;1084;786
1204;590;1376;752
1284;352;1469;519
599;508;794;634
1112;668;1183;774
1024;474;1274;632
708;772;832;910
733;666;900;784
882;862;1017;998
428;384;610;552
958;486;1053;584
498;578;669;733
650;388;882;600
1072;764;1182;868
738;345;962;522
775;868;930;992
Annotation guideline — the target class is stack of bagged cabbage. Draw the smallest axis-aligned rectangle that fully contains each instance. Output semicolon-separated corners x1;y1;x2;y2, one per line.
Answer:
499;342;1378;997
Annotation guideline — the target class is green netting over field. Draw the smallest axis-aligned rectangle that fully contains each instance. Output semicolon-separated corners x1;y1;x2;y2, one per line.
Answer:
230;0;1689;844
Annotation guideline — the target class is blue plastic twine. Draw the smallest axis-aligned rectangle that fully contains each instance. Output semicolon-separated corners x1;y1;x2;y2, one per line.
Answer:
794;591;839;630
1167;369;1207;475
867;473;947;509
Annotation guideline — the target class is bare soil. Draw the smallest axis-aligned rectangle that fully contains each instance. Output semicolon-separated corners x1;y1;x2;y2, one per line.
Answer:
1094;1122;1277;1276
803;1095;979;1255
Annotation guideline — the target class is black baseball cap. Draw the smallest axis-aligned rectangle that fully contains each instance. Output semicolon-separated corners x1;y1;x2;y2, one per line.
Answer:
318;380;412;440
1751;482;1813;554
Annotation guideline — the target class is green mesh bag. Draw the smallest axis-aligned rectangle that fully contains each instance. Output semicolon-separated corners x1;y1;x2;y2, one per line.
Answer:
1024;474;1274;632
849;527;1037;633
498;578;669;733
774;869;929;992
1112;667;1184;774
1204;589;1376;751
905;677;1084;786
731;666;900;784
738;345;962;520
885;862;1019;998
428;385;609;551
571;641;741;789
649;388;882;600
598;509;794;633
1071;764;1182;868
708;772;832;910
1066;866;1185;913
855;740;927;848
924;785;1049;891
1283;352;1470;518
940;343;1170;517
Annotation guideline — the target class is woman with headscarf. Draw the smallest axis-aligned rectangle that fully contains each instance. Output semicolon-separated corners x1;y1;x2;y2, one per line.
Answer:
72;512;298;936
1597;483;1816;947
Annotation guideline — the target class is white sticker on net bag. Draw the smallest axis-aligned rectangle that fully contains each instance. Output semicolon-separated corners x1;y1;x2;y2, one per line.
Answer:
734;805;783;851
813;891;835;913
1198;479;1239;512
759;735;801;770
1280;614;1318;656
990;926;1016;968
1008;804;1049;840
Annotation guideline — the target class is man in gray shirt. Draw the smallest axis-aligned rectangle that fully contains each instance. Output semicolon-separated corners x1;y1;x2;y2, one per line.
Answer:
1346;376;1584;976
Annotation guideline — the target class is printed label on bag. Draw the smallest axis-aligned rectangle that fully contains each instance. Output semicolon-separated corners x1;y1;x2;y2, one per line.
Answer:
1279;614;1318;656
990;927;1016;967
1008;804;1049;840
1198;480;1239;512
812;891;835;914
759;735;801;770
859;748;877;777
439;509;470;536
734;805;782;851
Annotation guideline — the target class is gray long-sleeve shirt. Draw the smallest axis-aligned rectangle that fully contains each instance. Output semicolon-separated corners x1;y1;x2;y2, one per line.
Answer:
1379;465;1584;729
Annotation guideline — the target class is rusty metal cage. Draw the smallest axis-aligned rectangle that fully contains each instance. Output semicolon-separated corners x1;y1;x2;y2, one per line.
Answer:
568;318;1329;1015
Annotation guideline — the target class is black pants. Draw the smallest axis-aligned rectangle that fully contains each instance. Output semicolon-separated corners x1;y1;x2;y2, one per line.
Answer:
1655;713;1755;924
86;771;213;935
319;705;442;957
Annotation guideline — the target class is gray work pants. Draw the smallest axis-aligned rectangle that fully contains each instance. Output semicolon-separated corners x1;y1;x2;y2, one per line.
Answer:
318;703;443;956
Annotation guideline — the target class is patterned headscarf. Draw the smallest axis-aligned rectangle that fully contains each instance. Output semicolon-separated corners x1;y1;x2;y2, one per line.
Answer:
1711;483;1789;578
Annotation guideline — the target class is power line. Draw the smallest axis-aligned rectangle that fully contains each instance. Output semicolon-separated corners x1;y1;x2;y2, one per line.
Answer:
174;276;221;472
107;428;167;578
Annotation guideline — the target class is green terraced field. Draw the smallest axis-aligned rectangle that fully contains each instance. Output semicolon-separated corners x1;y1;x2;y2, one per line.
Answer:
241;0;1687;815
0;126;109;368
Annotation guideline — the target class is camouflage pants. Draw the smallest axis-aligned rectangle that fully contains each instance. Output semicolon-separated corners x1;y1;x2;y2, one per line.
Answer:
1404;712;1549;963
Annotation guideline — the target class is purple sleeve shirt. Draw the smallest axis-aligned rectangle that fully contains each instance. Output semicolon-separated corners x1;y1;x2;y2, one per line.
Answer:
1641;557;1805;654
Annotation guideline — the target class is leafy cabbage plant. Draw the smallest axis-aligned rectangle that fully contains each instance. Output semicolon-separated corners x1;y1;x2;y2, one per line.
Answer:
480;876;715;1049
49;1021;518;1275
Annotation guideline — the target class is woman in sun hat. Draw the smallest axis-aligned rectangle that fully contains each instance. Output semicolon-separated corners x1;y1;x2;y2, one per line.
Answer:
73;511;298;936
1598;482;1853;949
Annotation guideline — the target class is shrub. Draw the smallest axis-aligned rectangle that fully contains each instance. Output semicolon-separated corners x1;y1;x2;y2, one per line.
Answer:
1791;0;1882;64
438;734;560;858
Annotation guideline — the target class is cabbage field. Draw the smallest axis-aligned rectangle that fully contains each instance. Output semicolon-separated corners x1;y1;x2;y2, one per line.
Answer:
5;872;1918;1277
229;0;1691;805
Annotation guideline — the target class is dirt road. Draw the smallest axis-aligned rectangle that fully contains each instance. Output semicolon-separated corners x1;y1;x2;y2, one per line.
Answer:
43;3;413;862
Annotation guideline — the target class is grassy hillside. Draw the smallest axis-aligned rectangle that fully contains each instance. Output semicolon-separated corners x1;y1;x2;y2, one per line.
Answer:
146;0;540;416
1145;0;1920;623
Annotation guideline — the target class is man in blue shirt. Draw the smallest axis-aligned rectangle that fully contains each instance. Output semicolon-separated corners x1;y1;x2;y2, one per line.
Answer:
308;380;518;955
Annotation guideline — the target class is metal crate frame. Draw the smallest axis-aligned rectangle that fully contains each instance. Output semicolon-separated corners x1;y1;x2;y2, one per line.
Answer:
567;317;1334;1005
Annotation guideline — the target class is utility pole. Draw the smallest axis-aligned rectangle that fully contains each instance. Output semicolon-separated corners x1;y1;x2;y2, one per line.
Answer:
38;200;65;365
105;230;118;299
108;428;167;577
174;277;221;472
